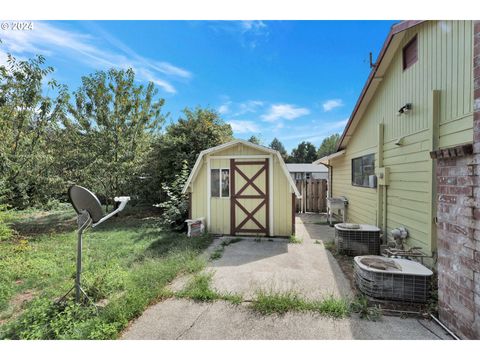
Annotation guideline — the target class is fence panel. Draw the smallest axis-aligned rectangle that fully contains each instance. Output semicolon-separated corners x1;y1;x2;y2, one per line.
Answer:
294;179;327;213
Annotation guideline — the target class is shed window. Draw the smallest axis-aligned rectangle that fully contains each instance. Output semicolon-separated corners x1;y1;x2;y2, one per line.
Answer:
352;154;375;187
211;169;230;198
402;35;418;70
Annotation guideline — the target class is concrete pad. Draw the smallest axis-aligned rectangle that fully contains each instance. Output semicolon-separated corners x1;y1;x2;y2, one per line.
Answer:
205;216;351;301
122;299;450;340
122;214;450;340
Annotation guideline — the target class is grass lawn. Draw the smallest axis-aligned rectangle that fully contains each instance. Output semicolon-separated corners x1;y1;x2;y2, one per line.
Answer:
0;206;212;339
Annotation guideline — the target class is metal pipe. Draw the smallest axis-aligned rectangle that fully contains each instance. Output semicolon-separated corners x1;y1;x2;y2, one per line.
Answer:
430;314;460;340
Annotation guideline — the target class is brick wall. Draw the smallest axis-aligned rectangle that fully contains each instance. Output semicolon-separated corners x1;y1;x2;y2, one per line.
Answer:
435;20;480;340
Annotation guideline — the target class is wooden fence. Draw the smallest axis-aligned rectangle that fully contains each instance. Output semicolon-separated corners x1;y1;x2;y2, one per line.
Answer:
295;179;327;213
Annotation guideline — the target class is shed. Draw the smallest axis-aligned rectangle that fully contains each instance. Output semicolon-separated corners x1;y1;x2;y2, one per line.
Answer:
182;140;301;237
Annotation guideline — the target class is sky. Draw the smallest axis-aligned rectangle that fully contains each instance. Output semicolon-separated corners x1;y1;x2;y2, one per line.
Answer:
0;20;397;152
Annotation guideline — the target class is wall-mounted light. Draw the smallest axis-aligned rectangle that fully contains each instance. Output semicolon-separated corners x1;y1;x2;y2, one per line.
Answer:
397;103;412;116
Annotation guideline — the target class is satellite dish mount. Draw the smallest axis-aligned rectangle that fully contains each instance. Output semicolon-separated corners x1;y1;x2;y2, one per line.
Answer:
59;185;130;304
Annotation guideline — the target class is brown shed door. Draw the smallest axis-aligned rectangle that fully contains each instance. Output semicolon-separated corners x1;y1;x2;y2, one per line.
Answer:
230;159;269;236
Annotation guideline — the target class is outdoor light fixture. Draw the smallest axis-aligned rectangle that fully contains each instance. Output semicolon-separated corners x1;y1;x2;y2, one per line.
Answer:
60;185;130;304
397;103;412;116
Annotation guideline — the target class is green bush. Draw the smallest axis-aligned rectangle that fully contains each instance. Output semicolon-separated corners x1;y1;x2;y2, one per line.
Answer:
156;161;190;230
0;204;13;242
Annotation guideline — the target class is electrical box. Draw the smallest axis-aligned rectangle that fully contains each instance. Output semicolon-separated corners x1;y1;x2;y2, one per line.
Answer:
376;167;390;186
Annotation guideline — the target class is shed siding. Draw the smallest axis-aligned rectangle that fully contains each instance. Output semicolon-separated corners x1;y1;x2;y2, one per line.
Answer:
189;143;294;237
273;156;293;236
210;158;230;234
330;21;473;256
191;160;207;223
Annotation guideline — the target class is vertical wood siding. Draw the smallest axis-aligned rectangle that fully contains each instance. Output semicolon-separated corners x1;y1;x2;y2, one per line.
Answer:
331;21;473;255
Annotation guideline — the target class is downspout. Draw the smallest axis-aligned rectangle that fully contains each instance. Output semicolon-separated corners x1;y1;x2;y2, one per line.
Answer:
377;123;387;242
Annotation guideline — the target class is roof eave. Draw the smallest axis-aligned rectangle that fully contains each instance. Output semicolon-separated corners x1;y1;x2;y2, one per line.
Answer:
336;20;425;151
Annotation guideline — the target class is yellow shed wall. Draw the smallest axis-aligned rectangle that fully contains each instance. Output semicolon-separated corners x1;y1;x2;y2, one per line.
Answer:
189;144;294;237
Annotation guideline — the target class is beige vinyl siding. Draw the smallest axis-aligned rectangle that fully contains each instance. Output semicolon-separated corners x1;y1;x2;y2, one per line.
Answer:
273;156;293;236
330;21;473;256
191;160;207;222
210;158;231;234
330;117;378;226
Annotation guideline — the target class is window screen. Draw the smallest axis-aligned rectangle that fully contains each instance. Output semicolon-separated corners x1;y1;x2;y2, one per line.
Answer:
352;154;375;187
402;35;418;70
211;169;220;197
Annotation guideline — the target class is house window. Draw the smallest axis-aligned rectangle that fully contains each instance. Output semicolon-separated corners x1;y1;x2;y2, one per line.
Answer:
402;35;418;70
211;169;230;197
351;154;375;187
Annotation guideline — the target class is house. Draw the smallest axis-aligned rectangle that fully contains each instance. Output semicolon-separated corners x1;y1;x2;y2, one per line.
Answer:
182;139;301;237
316;20;480;339
286;163;328;181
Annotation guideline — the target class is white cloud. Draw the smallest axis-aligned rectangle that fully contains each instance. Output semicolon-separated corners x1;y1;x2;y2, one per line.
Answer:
209;21;269;49
322;99;344;112
227;120;260;134
280;118;348;142
234;100;264;116
218;102;231;115
261;104;310;122
0;21;192;94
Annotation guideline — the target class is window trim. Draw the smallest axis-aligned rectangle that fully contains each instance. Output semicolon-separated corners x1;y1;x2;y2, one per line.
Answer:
351;154;375;188
402;34;418;71
210;168;230;198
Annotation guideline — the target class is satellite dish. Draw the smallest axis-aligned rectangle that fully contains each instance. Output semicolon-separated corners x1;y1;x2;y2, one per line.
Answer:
60;185;130;304
68;185;104;224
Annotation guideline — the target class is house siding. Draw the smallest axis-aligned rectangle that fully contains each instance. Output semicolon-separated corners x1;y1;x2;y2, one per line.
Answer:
330;21;474;257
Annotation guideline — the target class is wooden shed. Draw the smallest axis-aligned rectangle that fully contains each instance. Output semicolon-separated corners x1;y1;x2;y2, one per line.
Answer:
182;140;301;237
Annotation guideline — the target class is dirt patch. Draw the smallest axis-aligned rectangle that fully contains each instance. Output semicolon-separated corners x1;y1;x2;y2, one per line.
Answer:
10;290;36;309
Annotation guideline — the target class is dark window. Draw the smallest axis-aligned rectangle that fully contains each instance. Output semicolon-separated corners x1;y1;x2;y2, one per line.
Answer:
352;154;375;187
211;168;230;197
402;35;418;70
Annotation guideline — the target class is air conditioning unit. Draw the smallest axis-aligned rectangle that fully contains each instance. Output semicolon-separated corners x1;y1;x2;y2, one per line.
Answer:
334;223;381;256
354;255;433;303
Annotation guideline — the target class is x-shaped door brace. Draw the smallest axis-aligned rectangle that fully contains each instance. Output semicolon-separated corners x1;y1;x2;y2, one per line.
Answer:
234;164;266;198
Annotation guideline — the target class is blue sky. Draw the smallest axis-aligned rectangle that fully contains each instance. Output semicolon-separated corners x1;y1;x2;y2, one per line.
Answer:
0;20;396;151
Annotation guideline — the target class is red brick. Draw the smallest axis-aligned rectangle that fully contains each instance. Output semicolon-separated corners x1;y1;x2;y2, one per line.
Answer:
450;186;474;196
457;176;473;186
438;194;457;204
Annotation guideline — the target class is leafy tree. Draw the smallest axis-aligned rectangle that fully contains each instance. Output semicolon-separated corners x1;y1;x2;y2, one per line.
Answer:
66;68;165;209
290;141;318;163
317;133;340;159
143;107;233;203
247;135;262;145
269;137;289;161
0;54;69;208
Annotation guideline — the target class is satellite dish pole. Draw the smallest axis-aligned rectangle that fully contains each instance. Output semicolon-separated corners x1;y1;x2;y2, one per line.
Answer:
59;185;130;305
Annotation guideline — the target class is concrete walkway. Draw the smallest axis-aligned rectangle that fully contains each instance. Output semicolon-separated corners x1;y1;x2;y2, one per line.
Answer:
121;214;450;340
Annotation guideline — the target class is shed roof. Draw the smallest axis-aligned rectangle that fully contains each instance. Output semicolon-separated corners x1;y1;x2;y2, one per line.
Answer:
286;163;328;173
182;139;301;198
336;20;424;151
